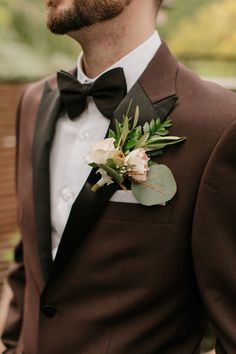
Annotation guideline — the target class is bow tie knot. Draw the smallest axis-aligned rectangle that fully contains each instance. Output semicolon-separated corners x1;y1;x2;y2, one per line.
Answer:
81;82;93;95
57;68;127;120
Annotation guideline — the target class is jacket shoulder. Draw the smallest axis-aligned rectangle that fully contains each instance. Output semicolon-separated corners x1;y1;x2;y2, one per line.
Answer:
22;73;58;108
176;63;236;131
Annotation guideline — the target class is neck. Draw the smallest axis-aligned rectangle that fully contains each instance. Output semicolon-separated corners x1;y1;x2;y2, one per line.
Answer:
69;1;156;78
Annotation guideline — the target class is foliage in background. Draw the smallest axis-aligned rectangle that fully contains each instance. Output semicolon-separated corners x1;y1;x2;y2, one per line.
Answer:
165;0;236;76
0;233;19;263
1;0;236;80
0;0;78;81
159;0;217;39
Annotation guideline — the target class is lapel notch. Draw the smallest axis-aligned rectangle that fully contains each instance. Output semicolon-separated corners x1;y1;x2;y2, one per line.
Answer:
114;42;179;125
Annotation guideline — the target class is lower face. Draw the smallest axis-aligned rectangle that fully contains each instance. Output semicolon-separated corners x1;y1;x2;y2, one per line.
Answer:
44;0;132;35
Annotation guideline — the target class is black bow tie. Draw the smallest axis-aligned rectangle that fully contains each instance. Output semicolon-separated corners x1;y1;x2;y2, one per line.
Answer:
57;67;127;120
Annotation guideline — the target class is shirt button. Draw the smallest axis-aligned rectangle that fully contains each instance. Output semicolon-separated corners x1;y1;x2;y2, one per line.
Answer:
61;188;72;202
79;130;90;141
41;304;57;317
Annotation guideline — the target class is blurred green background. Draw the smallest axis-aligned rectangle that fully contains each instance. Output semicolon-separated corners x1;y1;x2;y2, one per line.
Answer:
1;0;236;81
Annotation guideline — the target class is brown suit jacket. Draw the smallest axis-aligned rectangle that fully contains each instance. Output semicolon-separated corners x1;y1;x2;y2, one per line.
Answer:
2;43;236;354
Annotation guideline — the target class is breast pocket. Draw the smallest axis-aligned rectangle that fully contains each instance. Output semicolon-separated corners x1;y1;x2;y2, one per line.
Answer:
101;197;175;224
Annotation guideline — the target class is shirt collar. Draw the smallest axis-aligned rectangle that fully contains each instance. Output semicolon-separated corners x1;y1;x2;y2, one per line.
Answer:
77;31;162;92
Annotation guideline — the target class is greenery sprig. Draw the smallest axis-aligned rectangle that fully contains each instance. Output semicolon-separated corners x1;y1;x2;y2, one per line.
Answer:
109;102;185;157
87;101;186;205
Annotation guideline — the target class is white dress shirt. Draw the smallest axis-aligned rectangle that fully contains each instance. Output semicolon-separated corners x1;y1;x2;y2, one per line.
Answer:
50;31;162;260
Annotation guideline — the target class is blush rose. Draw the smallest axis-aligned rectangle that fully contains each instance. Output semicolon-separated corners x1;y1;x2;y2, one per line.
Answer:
124;148;150;182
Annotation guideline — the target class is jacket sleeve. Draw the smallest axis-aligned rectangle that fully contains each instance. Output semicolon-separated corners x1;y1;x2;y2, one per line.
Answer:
192;118;236;353
1;91;27;353
1;242;25;353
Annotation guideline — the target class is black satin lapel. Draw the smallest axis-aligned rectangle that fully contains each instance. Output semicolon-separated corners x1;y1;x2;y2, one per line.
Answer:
113;81;178;125
113;82;157;125
33;83;61;282
45;173;118;288
153;95;179;121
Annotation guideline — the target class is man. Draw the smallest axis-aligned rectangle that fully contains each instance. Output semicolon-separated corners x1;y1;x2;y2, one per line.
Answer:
2;0;236;353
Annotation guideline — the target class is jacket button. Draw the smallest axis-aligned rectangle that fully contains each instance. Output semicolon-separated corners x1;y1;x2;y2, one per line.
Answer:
41;304;57;317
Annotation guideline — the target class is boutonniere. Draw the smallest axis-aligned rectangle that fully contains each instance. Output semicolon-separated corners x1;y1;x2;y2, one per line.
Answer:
86;103;186;206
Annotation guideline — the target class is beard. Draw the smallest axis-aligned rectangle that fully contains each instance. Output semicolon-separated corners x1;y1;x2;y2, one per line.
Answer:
45;0;132;35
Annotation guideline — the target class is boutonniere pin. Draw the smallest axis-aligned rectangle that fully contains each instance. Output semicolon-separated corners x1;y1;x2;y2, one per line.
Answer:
86;102;186;206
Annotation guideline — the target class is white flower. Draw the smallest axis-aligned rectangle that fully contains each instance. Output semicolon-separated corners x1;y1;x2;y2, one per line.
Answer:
86;138;116;165
91;168;114;192
124;148;150;182
96;168;114;187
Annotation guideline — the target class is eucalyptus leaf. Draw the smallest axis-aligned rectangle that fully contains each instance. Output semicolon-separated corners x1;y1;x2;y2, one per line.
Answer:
131;164;177;206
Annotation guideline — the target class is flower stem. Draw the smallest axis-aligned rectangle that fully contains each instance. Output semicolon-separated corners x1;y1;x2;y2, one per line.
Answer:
91;184;101;192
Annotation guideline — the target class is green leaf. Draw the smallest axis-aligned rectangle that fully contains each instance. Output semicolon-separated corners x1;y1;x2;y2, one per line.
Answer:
155;118;161;129
162;117;172;128
134;132;150;149
120;115;130;147
132;105;140;129
144;136;186;151
108;129;117;140
143;122;150;134
127;126;142;140
155;128;168;136
124;139;137;151
99;164;124;184
151;136;185;142
123;126;142;152
131;164;177;206
125;99;133;117
150;119;156;133
147;149;164;157
89;163;99;168
115;119;122;140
